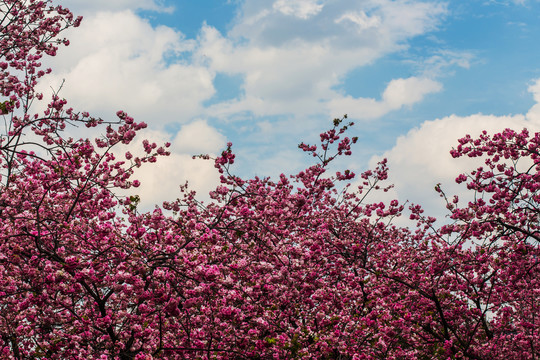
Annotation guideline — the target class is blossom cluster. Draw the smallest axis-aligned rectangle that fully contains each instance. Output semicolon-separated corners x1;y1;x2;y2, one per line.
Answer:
0;1;538;359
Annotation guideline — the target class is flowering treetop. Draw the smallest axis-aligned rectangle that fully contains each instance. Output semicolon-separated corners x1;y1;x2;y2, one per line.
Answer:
0;1;538;359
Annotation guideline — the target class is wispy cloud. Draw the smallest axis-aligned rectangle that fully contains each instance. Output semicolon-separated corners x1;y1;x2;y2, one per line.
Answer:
272;0;325;19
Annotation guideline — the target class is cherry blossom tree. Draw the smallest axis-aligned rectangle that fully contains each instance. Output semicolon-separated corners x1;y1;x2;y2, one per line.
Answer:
0;1;538;359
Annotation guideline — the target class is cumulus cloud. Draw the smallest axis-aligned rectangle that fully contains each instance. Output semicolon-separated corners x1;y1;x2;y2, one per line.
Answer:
231;0;446;46
172;120;227;154
526;79;540;120
383;77;442;107
195;0;448;119
368;78;540;222
131;153;221;210
115;123;225;210
31;0;461;209
38;10;214;125
38;0;452;127
327;77;442;119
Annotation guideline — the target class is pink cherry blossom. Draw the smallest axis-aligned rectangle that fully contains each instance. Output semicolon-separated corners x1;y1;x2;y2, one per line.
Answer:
0;1;538;359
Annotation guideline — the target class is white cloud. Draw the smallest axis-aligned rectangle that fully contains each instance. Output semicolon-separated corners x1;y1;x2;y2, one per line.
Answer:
172;120;227;154
195;0;448;119
335;11;381;30
383;77;442;107
115;124;225;209
39;10;214;125
273;0;325;19
526;79;540;121
375;0;446;40
132;153;221;209
197;25;353;117
30;0;460;210
327;77;442;119
368;78;540;221
38;0;451;126
527;79;540;103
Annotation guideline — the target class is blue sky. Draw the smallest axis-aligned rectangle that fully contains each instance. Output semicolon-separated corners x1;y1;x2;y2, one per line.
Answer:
41;0;540;219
